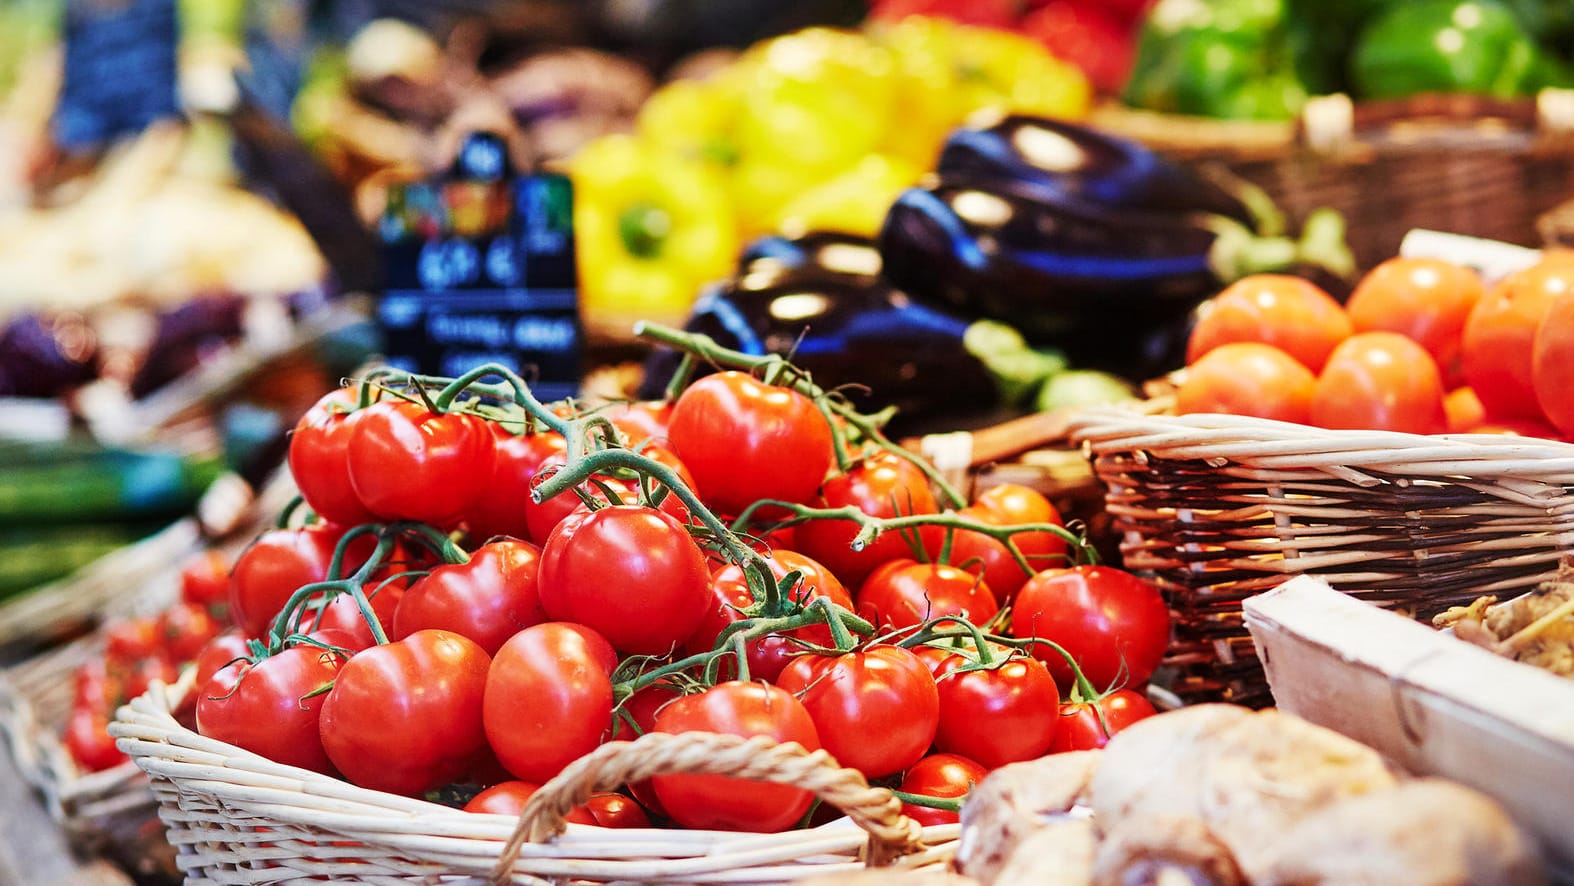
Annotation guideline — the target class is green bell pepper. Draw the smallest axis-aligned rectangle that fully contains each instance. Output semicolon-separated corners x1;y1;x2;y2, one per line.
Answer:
1350;0;1561;99
1124;0;1313;120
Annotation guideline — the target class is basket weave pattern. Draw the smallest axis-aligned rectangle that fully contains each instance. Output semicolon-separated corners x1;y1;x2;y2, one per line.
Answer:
1069;409;1574;707
109;674;959;885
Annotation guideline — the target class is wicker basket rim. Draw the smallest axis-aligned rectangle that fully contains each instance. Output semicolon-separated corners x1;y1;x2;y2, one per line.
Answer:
1068;407;1574;471
108;674;958;882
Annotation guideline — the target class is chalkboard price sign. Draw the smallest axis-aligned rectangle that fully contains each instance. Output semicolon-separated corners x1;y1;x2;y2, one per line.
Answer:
54;0;181;149
377;134;582;401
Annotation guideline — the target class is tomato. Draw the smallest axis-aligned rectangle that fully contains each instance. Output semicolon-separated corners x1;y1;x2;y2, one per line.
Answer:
856;560;998;632
289;387;379;526
1533;290;1574;437
345;400;496;527
1010;565;1171;691
121;656;181;702
158;600;223;663
897;753;988;826
538;505;711;656
393;539;544;655
926;485;1068;605
191;630;252;697
685;549;855;682
607;681;684;818
651;681;822;832
667;371;835;515
484;622;617;783
1346;257;1482;389
465;429;567;543
64;707;126;773
1176;342;1317;424
1463;260;1571;420
606;400;675;446
1048;688;1158;752
179;549;232;613
293;578;407;652
73;659;119;712
776;645;939;779
523;443;693;545
1467;418;1564;439
463;781;651;828
1444;386;1487;434
319;630;492;796
795;452;938;587
228;525;342;638
1310;332;1447;434
105;616;165;667
930;652;1060;769
1187;274;1352;372
196;644;346;774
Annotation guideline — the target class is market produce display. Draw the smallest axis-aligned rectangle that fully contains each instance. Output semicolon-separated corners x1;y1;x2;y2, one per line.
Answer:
1124;0;1574;120
1175;253;1574;439
88;326;1176;859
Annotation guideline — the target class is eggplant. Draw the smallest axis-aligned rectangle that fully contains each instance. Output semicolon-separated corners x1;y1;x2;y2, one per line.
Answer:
938;115;1262;229
876;181;1329;379
639;235;1061;430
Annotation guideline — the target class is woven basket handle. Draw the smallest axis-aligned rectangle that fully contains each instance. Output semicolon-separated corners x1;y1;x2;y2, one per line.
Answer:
489;731;926;881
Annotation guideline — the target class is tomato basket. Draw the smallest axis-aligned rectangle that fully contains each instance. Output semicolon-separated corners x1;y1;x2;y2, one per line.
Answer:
1064;405;1574;708
1090;90;1574;272
0;471;289;879
107;669;959;885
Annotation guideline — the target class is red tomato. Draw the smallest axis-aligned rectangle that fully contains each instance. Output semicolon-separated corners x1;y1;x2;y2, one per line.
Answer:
393;539;545;655
158;600;223;664
856;560;999;632
197;644;346;774
1467;418;1565;439
1177;342;1317;424
465;429;567;542
1533;290;1574;437
651;681;822;832
64;707;126;773
191;630;252;696
1048;688;1158;752
345;400;496;527
121;656;180;702
1444;386;1487;434
1188;275;1352;372
898;753;988;826
319;630;491;796
228;524;342;638
72;659;119;712
292;578;407;652
776;645;939;779
463;781;651;828
1010;565;1170;691
795;452;939;587
484;623;617;783
930;652;1060;769
523;443;693;545
927;486;1068;605
1463;260;1571;420
685;549;855;682
606;400;675;446
538;505;711;656
179;549;232;613
1310;332;1447;434
1346;257;1482;389
289;387;378;526
104;616;164;667
667;371;835;515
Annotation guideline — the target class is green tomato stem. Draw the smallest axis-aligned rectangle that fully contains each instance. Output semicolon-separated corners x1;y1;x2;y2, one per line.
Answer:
890;790;963;812
897;615;997;666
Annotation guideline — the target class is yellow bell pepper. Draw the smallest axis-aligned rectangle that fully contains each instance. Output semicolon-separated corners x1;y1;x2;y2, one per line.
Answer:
570;135;738;340
770;153;924;238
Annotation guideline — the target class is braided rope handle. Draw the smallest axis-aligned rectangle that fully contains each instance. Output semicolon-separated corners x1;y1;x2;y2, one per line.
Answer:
490;731;925;881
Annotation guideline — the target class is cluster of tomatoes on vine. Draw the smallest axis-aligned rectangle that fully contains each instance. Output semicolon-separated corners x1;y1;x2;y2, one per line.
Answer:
75;326;1173;833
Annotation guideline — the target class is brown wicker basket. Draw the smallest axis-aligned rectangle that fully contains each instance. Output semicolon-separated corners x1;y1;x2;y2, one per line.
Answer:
1065;406;1574;709
109;673;958;885
1091;90;1574;272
